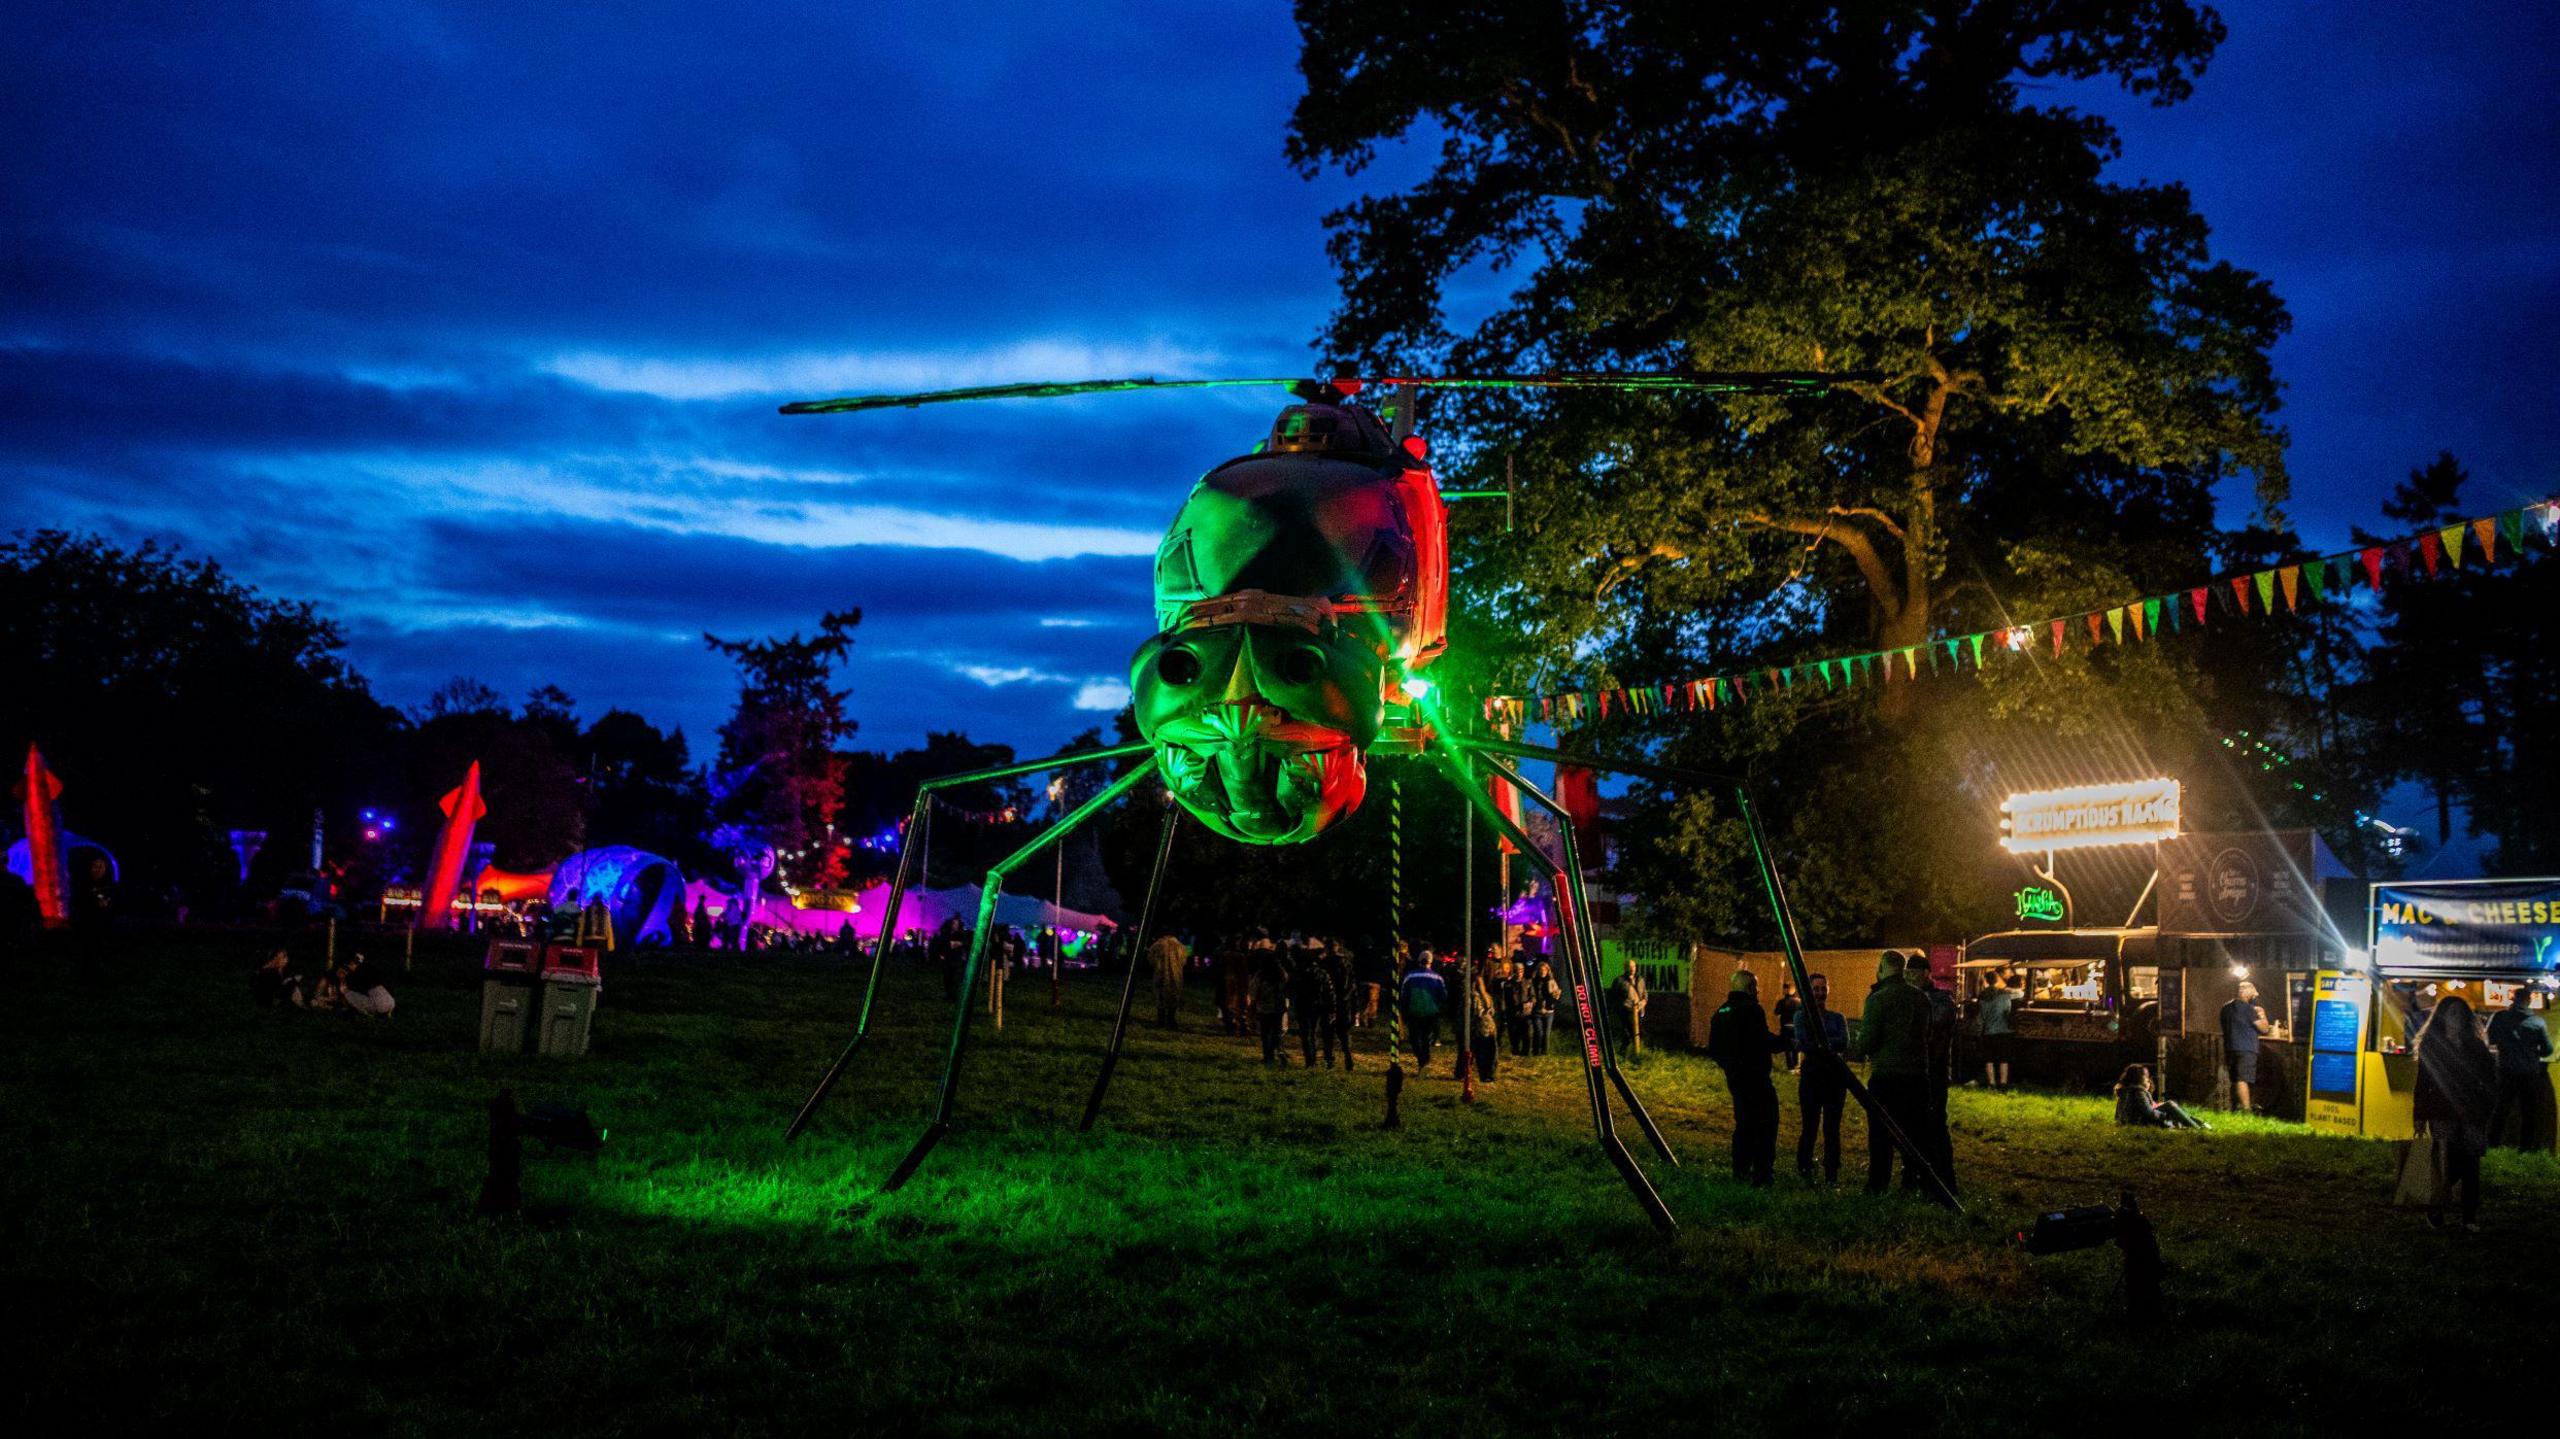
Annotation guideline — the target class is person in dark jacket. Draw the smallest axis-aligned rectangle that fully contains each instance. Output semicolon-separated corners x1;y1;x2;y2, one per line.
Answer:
1399;952;1447;1068
2486;990;2554;1151
1291;942;1338;1068
1773;979;1803;1074
1321;941;1358;1070
2415;994;2499;1230
1252;947;1293;1066
1706;970;1781;1185
2113;1064;2205;1129
1522;957;1558;1055
1793;972;1850;1182
1909;952;1957;1101
252;948;306;1008
1853;951;1945;1195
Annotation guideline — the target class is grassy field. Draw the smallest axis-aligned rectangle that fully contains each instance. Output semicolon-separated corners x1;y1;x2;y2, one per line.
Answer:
5;930;2552;1436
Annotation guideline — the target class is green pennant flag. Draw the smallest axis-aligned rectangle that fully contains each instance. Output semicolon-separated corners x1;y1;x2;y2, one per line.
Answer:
1943;638;1962;670
1782;667;1795;689
2107;607;2125;643
2253;570;2276;611
1967;633;1985;667
2305;558;2328;599
1817;660;1835;689
2164;595;2182;633
2142;597;2163;638
2500;509;2526;555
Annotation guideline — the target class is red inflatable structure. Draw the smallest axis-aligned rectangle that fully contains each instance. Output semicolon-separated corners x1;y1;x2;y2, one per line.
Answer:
418;761;487;931
18;744;69;927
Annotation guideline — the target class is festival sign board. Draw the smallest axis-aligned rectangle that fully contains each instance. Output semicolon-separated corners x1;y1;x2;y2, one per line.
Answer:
2370;878;2560;974
1998;778;2181;855
2158;829;2326;937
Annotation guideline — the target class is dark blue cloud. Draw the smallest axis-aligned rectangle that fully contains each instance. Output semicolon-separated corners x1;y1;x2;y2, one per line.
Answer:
5;0;2555;759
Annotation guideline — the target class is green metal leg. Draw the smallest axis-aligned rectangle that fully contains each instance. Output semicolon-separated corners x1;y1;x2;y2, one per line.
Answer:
883;758;1158;1192
785;739;1152;1143
1467;749;1678;1168
1079;795;1180;1132
1466;735;1960;1213
1423;737;1675;1234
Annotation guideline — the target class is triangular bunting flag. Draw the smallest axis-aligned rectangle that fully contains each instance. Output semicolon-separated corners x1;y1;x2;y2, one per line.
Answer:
2418;532;2442;575
2474;516;2497;563
2231;575;2252;613
2086;613;2104;645
2440;524;2465;569
1900;647;1918;680
2361;547;2384;589
2127;603;2145;641
2279;566;2300;610
1968;633;1985;667
1944;638;1963;670
2253;570;2276;611
2500;510;2525;556
2050;620;2065;656
1818;660;1836;690
2144;596;2164;637
2191;587;2209;624
2305;558;2328;599
2106;608;2125;643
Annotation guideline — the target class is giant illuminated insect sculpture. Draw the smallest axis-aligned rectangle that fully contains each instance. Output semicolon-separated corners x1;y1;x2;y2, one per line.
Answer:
780;373;1956;1230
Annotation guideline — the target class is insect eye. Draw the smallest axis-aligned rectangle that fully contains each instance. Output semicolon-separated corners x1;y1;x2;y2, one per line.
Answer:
1276;646;1322;686
1157;647;1203;685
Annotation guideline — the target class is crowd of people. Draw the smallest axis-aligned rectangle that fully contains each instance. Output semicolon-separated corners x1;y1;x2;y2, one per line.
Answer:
251;945;396;1018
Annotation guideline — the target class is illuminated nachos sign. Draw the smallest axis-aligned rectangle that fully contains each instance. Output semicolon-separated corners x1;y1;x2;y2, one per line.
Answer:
1999;778;2181;855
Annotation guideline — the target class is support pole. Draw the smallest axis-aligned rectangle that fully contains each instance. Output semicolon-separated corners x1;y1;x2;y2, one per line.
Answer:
1080;796;1179;1131
1460;797;1477;1102
883;758;1158;1192
784;740;1153;1142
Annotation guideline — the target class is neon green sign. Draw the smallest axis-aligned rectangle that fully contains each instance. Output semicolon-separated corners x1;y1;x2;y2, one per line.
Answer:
2013;885;2066;923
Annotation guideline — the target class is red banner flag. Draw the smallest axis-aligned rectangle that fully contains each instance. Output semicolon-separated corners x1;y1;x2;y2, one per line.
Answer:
2361;547;2383;589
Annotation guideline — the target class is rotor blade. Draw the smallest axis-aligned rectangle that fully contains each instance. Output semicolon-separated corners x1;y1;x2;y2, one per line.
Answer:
779;377;1302;414
779;369;1878;415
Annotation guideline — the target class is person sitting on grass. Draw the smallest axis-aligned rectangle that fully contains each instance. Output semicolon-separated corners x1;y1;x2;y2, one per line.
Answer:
336;952;396;1019
2113;1064;2205;1129
252;948;307;1008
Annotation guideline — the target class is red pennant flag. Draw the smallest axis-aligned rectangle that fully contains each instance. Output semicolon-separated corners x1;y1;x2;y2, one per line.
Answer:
2085;613;2103;644
2191;587;2209;623
2230;575;2252;613
2361;547;2383;589
2418;531;2442;576
2050;619;2065;656
1555;765;1603;860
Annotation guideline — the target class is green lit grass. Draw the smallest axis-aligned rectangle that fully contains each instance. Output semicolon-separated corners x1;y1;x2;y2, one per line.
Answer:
4;932;2551;1434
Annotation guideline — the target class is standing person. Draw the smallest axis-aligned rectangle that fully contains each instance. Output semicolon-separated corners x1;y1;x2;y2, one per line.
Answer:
1490;947;1525;1057
1773;979;1803;1075
2414;994;2498;1231
1909;954;1958;1182
1613;962;1649;1060
691;897;713;952
1147;929;1189;1029
71;854;116;965
2220;979;2273;1113
1977;969;2019;1090
1321;941;1358;1070
1706;970;1780;1185
1852;951;1945;1195
2486;990;2553;1151
1399;950;1446;1069
1466;965;1500;1083
1292;943;1338;1068
1524;956;1559;1056
1251;947;1292;1066
1794;973;1850;1183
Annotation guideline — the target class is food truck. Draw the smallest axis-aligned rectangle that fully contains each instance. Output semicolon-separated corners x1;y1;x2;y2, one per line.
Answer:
1955;786;2359;1115
2304;877;2560;1151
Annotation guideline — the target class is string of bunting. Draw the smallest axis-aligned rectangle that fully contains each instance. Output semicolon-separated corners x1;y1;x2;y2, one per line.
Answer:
1479;497;2560;728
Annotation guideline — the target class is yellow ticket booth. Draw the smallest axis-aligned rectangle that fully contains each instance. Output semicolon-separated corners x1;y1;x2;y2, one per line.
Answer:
2348;879;2560;1150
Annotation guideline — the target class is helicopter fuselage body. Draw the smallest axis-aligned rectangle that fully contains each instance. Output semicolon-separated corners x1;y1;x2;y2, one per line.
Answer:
1128;401;1446;845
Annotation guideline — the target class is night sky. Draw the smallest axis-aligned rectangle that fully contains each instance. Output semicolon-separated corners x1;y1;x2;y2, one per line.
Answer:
6;2;2556;757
